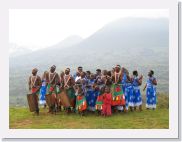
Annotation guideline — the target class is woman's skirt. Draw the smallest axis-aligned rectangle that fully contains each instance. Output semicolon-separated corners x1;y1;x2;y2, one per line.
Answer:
76;95;87;112
133;86;142;106
95;95;103;111
111;84;125;106
146;86;157;109
125;85;134;107
86;89;99;111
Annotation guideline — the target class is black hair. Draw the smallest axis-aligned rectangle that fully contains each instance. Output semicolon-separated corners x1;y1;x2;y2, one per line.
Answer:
96;69;101;72
133;70;138;76
150;70;154;75
78;66;83;69
107;71;112;77
86;71;91;74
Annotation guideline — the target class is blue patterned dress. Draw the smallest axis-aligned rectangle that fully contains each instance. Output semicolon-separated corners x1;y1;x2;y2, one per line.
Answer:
146;77;157;109
121;72;127;93
132;76;142;106
125;82;134;109
85;79;99;111
39;79;47;105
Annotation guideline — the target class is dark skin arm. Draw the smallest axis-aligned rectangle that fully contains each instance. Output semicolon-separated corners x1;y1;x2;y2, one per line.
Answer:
126;75;131;83
36;76;42;92
143;77;157;91
152;78;157;85
28;76;31;91
138;75;143;86
143;84;147;91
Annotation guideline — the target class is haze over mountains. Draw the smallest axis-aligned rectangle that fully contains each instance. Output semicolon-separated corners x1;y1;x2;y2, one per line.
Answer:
9;17;169;106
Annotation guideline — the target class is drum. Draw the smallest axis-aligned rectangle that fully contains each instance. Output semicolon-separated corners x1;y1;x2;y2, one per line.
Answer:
27;93;38;112
45;94;52;108
58;91;71;107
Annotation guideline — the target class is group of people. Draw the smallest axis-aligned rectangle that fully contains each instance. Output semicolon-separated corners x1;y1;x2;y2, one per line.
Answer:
28;65;157;116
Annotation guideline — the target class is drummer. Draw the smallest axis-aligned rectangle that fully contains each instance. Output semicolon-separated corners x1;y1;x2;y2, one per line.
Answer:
28;68;42;115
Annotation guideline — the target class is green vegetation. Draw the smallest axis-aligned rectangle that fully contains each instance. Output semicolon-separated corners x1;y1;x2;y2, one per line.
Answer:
10;94;169;129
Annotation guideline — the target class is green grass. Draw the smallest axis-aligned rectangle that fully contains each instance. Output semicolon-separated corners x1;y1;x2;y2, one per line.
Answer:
9;94;169;129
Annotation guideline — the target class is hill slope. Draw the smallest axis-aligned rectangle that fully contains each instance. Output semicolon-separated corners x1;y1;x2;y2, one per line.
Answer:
9;17;169;106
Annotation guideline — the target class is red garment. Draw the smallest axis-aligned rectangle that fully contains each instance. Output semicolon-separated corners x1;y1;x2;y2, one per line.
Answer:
102;93;112;116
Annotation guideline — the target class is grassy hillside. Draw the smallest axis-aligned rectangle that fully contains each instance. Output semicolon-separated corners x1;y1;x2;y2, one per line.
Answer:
9;93;169;129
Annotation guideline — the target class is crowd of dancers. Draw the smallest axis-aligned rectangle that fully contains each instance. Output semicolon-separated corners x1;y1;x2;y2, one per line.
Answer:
28;65;157;116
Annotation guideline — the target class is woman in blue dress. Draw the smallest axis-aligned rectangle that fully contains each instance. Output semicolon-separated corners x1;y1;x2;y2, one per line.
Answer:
39;71;49;108
85;73;99;111
121;68;127;94
132;70;143;111
125;73;134;112
120;67;128;111
143;70;157;110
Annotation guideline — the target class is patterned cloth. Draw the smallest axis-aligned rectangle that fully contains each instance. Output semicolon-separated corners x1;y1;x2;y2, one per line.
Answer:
75;94;87;112
111;84;125;106
132;76;142;106
146;77;157;109
39;79;47;105
65;88;76;107
47;84;60;95
85;79;99;111
121;72;127;93
95;94;103;111
125;83;134;108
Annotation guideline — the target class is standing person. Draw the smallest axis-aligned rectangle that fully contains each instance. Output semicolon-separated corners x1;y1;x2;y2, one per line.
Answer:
121;67;129;94
95;69;102;80
143;70;157;110
28;68;42;115
125;73;134;112
47;65;60;114
111;65;126;112
95;69;105;95
121;68;130;111
73;66;83;81
102;86;112;117
75;72;81;82
39;71;49;108
85;73;99;112
63;68;76;112
131;70;143;111
74;81;87;116
95;88;103;115
79;71;88;89
86;71;91;80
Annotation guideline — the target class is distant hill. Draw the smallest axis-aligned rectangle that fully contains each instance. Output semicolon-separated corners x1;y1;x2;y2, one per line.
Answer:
9;17;169;106
9;43;32;57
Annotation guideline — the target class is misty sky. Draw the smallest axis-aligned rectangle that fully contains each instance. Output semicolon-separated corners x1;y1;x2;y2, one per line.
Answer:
9;9;168;50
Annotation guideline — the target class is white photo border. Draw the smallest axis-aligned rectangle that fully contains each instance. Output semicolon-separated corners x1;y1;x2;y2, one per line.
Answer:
0;0;179;139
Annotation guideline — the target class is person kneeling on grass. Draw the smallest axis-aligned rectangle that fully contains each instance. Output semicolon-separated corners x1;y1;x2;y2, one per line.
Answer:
143;70;157;110
74;81;87;116
102;86;112;117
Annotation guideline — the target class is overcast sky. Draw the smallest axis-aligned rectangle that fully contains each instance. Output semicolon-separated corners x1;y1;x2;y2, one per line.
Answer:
9;9;168;50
